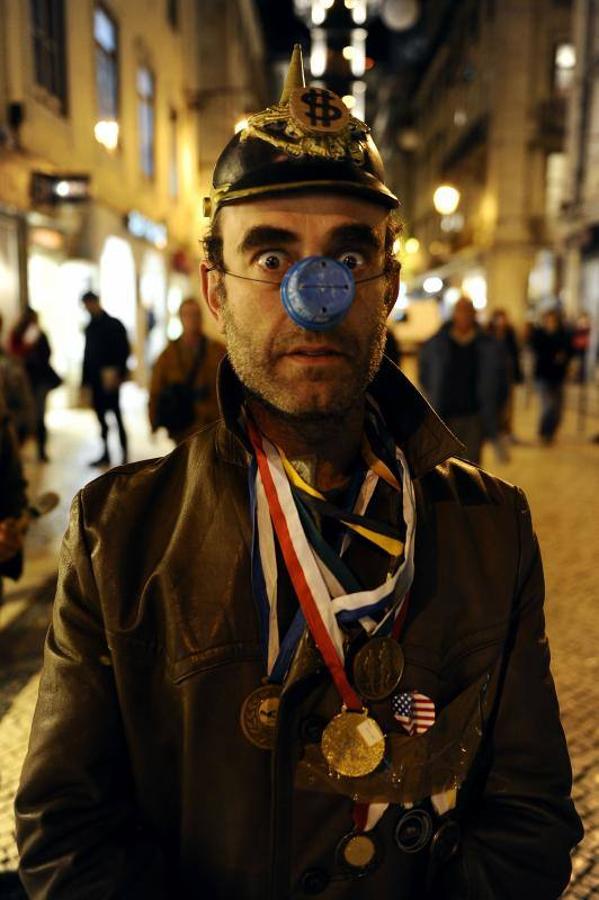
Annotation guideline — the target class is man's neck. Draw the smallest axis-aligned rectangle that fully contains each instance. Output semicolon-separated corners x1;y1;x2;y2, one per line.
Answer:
247;398;365;493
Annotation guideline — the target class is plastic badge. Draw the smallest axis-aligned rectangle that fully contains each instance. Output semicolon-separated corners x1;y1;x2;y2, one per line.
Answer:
280;256;355;331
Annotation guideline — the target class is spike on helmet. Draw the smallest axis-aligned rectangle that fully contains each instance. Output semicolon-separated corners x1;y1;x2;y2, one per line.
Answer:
203;44;399;219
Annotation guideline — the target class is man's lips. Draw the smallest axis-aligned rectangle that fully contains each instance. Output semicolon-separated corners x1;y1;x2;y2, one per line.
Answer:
280;345;347;358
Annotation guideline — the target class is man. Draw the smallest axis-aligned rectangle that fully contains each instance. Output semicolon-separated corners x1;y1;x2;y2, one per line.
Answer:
16;47;581;899
419;296;508;464
528;308;573;445
149;297;225;443
81;290;130;467
0;373;28;603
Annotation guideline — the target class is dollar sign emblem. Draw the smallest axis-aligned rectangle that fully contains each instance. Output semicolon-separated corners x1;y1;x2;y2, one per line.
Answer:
301;89;343;129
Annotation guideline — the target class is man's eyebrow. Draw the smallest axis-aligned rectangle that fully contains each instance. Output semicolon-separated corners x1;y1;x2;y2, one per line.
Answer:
325;224;383;252
238;226;299;255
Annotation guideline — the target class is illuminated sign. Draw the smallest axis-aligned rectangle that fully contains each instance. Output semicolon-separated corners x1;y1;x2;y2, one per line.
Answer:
125;210;168;249
31;172;91;204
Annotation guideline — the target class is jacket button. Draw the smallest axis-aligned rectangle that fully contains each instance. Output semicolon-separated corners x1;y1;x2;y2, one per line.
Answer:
300;867;330;895
430;820;461;863
300;715;326;743
394;809;433;853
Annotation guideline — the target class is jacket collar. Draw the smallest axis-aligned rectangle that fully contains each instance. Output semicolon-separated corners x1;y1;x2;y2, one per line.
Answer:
214;354;462;479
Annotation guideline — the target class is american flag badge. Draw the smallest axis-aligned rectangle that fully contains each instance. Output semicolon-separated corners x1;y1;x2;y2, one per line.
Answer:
392;691;436;736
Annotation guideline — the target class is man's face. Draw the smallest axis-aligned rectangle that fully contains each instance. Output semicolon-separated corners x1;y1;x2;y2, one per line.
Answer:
202;193;397;420
452;298;476;333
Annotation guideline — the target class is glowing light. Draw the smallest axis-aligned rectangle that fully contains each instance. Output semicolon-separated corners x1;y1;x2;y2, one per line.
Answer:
342;46;354;60
392;237;402;256
462;274;487;309
311;29;327;77
352;0;367;24
423;276;443;294
234;118;249;134
556;44;576;69
342;94;356;109
444;287;461;305
311;0;326;23
352;80;366;119
55;181;70;198
344;0;356;7
94;119;119;151
433;184;460;215
404;237;420;254
351;28;367;77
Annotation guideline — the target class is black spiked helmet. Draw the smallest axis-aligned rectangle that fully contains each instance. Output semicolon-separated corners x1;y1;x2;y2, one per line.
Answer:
203;45;399;218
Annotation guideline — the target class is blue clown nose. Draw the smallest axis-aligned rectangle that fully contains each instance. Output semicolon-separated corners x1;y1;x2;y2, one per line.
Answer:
280;256;355;331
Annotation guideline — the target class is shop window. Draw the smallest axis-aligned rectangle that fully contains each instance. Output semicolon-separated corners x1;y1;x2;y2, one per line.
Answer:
167;0;179;29
94;5;119;123
168;108;179;199
30;0;68;114
138;66;155;178
553;42;576;94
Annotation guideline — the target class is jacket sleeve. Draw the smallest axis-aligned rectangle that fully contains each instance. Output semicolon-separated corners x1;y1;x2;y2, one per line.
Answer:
434;488;583;899
15;493;168;899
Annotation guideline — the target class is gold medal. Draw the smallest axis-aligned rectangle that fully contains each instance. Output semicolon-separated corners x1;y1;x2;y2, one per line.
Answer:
240;683;281;750
321;708;385;777
352;636;405;701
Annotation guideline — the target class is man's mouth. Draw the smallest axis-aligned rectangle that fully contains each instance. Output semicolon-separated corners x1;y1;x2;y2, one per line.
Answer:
283;345;346;358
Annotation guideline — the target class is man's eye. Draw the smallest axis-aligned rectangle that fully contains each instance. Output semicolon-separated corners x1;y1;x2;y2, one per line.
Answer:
338;251;366;270
256;251;287;271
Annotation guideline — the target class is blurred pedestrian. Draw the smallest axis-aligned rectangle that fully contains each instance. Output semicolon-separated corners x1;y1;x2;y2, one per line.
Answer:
570;312;592;384
528;309;573;445
81;291;130;467
149;298;224;444
0;312;35;446
8;307;62;462
486;308;522;443
419;296;508;463
0;373;28;604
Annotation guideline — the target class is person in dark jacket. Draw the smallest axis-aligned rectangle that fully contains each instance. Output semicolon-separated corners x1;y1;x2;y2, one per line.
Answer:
528;308;573;444
0;377;28;603
8;307;61;462
418;297;508;463
15;47;581;900
81;291;130;467
487;308;522;442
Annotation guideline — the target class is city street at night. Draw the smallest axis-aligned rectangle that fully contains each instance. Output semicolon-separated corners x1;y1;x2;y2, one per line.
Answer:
0;382;597;898
2;0;599;896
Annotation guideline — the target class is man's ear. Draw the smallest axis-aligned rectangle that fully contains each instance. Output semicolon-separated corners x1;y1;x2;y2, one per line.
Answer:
199;261;226;335
384;265;401;316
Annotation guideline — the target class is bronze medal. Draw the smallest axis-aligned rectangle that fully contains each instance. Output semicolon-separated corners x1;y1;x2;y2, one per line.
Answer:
240;683;281;750
321;708;385;778
352;636;405;701
336;831;381;873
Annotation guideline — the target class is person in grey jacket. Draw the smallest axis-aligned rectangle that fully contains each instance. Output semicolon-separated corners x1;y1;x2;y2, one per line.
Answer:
419;297;508;463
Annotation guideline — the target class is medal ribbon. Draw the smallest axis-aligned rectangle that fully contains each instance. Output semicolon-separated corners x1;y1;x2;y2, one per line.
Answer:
248;420;363;710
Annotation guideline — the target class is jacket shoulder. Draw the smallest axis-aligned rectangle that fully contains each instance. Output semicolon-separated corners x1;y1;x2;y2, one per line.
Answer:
420;455;523;510
78;423;221;522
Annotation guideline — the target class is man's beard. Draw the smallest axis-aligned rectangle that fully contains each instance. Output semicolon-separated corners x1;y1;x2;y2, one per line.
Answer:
219;282;389;423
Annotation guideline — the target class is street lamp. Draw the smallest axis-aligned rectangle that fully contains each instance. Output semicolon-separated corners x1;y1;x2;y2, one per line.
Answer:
433;184;460;216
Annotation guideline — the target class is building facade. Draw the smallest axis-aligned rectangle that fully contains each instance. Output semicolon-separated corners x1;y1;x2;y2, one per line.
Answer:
560;0;599;364
0;0;266;395
398;0;574;326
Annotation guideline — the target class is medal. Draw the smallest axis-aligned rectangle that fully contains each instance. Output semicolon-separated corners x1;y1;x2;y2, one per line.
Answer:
240;683;281;750
336;831;381;873
352;636;405;701
321;708;385;777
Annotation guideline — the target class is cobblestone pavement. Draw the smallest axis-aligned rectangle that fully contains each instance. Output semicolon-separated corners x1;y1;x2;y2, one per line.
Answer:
0;382;597;897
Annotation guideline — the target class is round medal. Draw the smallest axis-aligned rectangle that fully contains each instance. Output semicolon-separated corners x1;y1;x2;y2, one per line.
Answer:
352;636;405;701
336;831;381;874
321;708;385;777
240;683;282;750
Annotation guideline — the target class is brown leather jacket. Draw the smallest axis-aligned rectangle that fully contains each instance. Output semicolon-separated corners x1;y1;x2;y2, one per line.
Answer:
15;358;582;899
